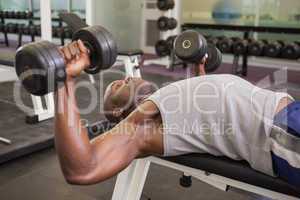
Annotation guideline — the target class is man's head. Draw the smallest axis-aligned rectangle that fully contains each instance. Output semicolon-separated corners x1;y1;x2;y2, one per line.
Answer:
103;77;157;123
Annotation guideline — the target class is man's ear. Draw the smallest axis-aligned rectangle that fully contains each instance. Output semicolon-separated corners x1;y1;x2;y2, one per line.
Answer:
112;108;123;118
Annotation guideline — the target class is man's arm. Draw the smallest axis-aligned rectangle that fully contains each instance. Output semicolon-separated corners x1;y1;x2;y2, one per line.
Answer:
54;40;163;185
55;79;143;185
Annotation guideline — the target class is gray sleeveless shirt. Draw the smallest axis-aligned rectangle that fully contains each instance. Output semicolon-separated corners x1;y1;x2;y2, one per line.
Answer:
148;74;291;176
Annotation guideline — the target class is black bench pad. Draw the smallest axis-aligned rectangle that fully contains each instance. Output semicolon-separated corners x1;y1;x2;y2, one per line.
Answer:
118;49;143;56
164;154;300;198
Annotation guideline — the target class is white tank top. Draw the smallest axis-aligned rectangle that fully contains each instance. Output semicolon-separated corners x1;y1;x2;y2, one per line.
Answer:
148;74;291;176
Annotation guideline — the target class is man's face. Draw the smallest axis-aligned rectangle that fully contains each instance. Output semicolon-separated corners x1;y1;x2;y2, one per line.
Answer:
103;77;157;122
109;77;145;106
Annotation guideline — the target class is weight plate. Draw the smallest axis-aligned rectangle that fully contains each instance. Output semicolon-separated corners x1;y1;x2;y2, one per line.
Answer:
166;35;177;51
157;16;169;31
264;43;281;58
34;41;58;95
167;18;177;30
157;0;175;11
174;30;207;63
217;38;233;53
88;26;115;71
15;43;50;96
73;25;117;74
205;44;222;73
282;43;300;59
93;26;118;69
155;40;170;57
248;41;264;56
39;41;66;83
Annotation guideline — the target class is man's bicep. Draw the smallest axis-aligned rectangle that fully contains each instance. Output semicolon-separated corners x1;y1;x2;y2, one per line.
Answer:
87;128;140;182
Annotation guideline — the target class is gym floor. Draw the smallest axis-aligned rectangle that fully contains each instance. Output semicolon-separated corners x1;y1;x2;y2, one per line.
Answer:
0;56;300;199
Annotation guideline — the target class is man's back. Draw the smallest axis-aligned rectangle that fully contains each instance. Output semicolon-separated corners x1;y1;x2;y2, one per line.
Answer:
148;74;291;176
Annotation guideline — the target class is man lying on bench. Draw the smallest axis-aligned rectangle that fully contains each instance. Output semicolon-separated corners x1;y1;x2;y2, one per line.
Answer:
55;41;300;189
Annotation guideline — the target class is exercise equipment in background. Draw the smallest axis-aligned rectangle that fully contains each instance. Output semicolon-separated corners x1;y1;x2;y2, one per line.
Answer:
157;0;175;11
155;35;177;57
281;42;300;60
248;40;268;57
157;16;177;31
264;40;285;58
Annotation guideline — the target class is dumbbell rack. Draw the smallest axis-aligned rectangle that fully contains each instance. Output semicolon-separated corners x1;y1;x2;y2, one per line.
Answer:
143;0;182;69
182;23;300;76
0;10;34;47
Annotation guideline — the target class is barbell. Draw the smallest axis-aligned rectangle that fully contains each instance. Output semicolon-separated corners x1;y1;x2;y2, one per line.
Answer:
15;25;118;96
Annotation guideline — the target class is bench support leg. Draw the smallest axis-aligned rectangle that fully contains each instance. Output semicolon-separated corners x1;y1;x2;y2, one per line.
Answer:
112;159;150;200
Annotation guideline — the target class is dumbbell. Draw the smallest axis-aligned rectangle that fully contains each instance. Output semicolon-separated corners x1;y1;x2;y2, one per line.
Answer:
207;36;219;46
264;41;284;58
166;35;177;50
34;25;41;36
15;25;118;96
217;37;233;53
232;38;248;55
15;11;21;19
3;11;9;18
174;30;222;73
155;35;177;57
157;16;177;31
155;39;170;57
6;23;17;33
157;0;175;11
25;11;33;19
248;40;268;57
7;11;15;18
281;42;300;60
22;25;30;35
16;11;25;19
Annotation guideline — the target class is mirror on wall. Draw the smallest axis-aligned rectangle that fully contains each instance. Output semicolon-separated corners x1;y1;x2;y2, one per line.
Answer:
93;0;143;50
182;0;300;28
71;0;86;18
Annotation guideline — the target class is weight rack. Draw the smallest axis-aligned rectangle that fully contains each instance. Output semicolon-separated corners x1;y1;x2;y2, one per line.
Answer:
182;23;300;76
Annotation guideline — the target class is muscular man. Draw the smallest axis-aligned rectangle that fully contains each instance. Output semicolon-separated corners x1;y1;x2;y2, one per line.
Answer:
55;40;300;188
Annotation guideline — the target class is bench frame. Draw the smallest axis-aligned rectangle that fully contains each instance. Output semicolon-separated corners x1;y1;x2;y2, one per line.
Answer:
112;157;300;200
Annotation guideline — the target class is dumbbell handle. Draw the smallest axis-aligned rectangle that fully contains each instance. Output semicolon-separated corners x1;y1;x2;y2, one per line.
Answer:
61;41;94;76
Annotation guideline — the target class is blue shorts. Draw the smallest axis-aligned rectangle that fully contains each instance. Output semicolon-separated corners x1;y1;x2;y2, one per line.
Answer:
272;101;300;187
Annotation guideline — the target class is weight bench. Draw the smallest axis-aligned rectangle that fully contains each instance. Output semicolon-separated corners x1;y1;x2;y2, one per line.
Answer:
112;155;300;200
116;50;143;77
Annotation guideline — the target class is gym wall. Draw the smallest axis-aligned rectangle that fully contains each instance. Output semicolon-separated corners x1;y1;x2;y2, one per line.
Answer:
182;0;300;42
182;0;300;27
0;0;29;10
93;0;143;50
